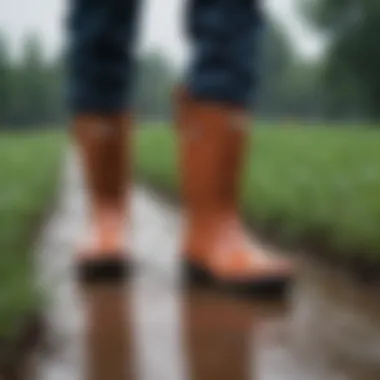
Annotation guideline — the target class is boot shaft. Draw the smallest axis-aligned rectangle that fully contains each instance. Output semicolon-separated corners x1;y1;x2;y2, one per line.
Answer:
175;92;226;214
220;113;250;213
72;113;132;207
175;90;249;215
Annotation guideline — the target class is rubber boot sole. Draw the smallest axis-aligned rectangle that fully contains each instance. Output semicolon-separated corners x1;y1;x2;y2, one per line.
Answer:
76;253;132;284
183;257;292;298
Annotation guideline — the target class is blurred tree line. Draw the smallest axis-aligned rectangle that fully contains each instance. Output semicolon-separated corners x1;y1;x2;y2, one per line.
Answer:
302;0;380;120
256;21;324;120
1;2;379;130
0;34;65;128
0;32;177;129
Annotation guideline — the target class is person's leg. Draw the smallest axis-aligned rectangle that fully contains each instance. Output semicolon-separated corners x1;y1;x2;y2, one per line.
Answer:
67;0;140;113
67;0;141;279
175;0;294;295
185;0;260;107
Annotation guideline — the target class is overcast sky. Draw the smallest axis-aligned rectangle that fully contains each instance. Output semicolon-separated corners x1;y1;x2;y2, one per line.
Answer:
0;0;324;64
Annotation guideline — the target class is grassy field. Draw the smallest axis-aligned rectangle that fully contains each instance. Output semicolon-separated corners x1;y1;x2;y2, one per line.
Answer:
0;131;65;339
136;124;380;263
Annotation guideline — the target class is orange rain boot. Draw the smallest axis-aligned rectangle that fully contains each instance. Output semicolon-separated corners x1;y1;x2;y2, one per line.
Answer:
72;114;132;282
176;91;295;296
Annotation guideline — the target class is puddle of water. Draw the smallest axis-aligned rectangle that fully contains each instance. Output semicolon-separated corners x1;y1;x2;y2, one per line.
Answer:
34;267;380;380
80;277;291;380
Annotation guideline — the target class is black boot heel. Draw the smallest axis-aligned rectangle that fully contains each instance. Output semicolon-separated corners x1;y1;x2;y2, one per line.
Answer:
76;254;132;284
182;258;213;286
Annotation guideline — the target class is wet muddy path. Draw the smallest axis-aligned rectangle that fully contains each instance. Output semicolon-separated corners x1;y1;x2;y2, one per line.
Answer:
32;158;380;380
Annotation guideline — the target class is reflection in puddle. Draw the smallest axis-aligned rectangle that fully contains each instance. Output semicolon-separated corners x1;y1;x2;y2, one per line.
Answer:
77;275;292;380
73;265;380;380
81;284;137;380
78;276;290;380
183;288;287;380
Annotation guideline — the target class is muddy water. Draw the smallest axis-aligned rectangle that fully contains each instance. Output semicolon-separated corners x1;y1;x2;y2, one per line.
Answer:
32;158;380;380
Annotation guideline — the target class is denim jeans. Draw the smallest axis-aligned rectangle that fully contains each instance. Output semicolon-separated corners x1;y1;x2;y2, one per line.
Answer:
67;0;263;113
